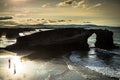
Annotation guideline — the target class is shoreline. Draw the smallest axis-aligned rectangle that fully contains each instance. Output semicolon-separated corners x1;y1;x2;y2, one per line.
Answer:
63;57;119;80
0;49;119;80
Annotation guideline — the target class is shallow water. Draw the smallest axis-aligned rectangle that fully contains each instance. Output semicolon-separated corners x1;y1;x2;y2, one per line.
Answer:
70;48;120;78
0;48;119;80
0;51;86;80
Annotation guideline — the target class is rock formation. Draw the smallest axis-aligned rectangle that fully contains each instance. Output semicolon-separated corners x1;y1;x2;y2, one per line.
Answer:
0;28;35;39
6;28;116;51
6;28;93;51
94;29;115;49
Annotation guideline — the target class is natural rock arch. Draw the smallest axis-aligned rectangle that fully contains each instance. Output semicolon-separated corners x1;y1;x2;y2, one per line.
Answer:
6;28;115;51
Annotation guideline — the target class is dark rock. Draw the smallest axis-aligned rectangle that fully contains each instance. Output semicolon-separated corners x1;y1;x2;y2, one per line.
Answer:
5;28;117;60
6;32;19;39
94;29;115;49
0;28;35;39
6;28;93;51
6;28;116;51
0;32;2;37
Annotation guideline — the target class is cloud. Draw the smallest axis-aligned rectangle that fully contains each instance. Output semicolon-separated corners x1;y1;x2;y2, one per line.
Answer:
73;0;86;8
0;21;18;26
87;3;102;10
42;4;47;8
83;21;92;24
14;13;27;17
57;0;86;8
48;19;72;24
48;20;57;23
58;20;66;22
73;0;102;9
57;0;102;10
41;3;50;8
25;18;71;24
93;3;102;8
57;0;75;7
0;16;13;20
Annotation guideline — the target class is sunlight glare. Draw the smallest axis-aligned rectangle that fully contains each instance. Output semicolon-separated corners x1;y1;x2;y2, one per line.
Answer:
9;56;24;74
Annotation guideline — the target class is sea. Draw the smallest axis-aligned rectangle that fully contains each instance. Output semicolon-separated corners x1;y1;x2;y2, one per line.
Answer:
0;25;120;80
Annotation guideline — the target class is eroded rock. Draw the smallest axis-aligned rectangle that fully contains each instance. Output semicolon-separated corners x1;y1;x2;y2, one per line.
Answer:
6;28;116;51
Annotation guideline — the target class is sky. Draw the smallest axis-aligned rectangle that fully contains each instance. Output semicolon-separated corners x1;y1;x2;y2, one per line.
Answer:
0;0;120;26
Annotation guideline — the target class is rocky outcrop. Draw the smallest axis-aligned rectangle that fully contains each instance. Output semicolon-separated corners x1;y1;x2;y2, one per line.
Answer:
0;28;35;39
6;28;116;51
6;28;93;51
94;29;115;49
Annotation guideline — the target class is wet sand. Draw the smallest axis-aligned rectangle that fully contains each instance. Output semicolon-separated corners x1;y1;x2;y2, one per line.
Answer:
0;50;119;80
63;57;119;80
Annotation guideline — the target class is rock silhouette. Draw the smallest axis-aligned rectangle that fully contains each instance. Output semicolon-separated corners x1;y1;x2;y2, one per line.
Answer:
0;28;35;39
6;28;115;51
94;29;115;49
5;28;116;60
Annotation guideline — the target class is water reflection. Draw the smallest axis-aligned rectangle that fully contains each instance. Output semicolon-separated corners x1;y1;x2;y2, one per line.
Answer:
0;35;16;48
0;53;86;80
70;48;120;78
0;48;120;80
